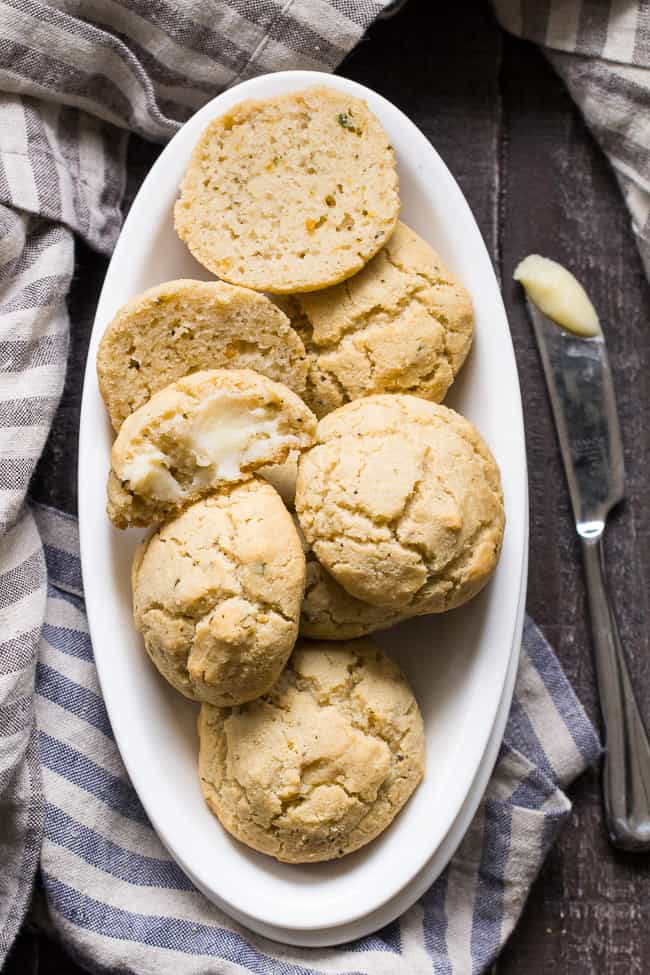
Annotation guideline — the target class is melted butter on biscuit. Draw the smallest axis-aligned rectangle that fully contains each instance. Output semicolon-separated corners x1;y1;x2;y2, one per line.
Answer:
120;442;183;501
119;396;298;499
187;398;290;480
514;254;601;337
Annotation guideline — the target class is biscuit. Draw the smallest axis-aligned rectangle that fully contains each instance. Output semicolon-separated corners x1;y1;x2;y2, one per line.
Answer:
198;639;425;862
132;481;305;706
292;516;407;639
258;452;299;509
97;279;308;431
301;548;408;639
174;87;399;293
295;395;504;612
278;222;473;417
107;369;316;529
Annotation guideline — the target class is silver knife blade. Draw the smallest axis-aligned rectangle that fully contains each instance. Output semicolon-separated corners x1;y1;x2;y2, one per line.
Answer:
526;298;625;537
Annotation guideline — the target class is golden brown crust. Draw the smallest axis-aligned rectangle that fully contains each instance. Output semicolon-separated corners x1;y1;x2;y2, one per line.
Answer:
291;516;409;639
279;222;474;416
132;481;305;706
198;639;425;862
300;547;409;639
295;395;504;613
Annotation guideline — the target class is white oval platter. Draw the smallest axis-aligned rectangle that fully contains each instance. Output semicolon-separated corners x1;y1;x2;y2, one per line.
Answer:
78;70;528;937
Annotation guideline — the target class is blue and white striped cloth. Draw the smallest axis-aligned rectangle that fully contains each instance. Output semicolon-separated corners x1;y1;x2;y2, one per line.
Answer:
29;502;600;975
8;0;650;970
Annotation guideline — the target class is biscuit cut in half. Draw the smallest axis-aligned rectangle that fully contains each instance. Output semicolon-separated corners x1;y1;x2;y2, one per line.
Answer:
295;395;504;613
132;481;305;706
278;222;474;417
107;369;316;529
174;86;399;293
97;279;308;431
198;638;425;862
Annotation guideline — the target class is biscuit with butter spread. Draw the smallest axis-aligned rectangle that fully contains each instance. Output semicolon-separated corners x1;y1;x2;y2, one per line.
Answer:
198;638;425;862
107;369;316;529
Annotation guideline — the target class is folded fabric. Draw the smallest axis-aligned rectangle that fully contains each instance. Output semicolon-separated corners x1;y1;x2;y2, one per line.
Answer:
493;0;650;277
0;1;607;971
28;502;599;975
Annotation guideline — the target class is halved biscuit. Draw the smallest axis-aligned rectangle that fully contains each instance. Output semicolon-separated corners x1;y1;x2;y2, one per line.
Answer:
174;87;399;293
108;368;316;529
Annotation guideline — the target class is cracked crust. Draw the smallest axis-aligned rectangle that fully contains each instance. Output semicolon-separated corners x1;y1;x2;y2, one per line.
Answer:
277;222;473;417
198;639;425;862
97;279;308;431
292;515;409;639
174;87;399;293
132;480;305;706
295;395;504;612
301;548;410;639
107;368;317;529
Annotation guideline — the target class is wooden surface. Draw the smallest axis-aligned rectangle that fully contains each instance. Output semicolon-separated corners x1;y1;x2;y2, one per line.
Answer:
11;0;650;971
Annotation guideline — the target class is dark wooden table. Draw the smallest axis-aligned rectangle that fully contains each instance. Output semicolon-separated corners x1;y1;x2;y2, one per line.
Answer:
8;0;650;971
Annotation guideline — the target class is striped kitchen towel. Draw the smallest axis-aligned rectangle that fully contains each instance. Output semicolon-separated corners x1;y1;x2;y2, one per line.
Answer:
4;0;644;971
31;501;599;975
493;0;650;277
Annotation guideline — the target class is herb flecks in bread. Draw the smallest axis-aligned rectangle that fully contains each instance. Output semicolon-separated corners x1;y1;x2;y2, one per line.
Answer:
174;87;399;293
97;280;308;431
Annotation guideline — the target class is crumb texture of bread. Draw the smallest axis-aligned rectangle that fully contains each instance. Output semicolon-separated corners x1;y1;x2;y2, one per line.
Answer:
107;368;316;529
278;222;474;417
174;87;399;293
97;279;308;431
295;395;504;612
132;481;305;706
198;638;425;862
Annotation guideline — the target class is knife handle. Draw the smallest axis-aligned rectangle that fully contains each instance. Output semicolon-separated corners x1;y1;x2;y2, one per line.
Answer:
581;534;650;850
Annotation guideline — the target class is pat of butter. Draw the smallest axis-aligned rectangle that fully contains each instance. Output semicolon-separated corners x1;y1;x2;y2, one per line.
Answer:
120;443;182;501
188;399;289;481
514;254;601;337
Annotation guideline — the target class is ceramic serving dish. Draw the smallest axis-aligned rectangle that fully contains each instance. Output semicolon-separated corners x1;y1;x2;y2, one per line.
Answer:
78;70;528;938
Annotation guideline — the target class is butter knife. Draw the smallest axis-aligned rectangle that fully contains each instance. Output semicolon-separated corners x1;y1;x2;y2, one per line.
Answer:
526;296;650;850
